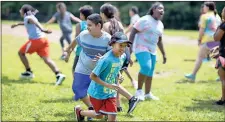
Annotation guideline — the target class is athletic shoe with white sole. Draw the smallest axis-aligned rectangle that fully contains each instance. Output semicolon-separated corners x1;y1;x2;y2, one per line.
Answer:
55;73;66;85
145;92;159;100
20;71;34;79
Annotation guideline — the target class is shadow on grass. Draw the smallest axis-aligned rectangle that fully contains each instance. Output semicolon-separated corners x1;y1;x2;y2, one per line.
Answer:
53;112;74;121
175;79;217;84
1;75;54;86
41;98;74;103
184;59;196;62
175;79;195;84
185;99;225;112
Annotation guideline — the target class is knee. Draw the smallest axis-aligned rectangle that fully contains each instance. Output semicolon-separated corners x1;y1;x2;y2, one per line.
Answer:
43;57;51;64
96;115;103;119
18;51;25;56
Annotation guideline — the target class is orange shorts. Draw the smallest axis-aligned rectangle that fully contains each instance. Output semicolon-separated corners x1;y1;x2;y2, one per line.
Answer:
19;38;49;57
90;96;117;115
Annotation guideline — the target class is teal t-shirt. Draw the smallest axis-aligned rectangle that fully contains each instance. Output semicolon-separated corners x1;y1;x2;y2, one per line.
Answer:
88;50;126;99
75;21;87;56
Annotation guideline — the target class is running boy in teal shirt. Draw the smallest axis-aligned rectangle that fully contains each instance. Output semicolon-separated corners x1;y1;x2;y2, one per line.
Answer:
74;32;139;121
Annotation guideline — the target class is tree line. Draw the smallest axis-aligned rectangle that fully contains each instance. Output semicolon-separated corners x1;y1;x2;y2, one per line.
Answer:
1;1;225;30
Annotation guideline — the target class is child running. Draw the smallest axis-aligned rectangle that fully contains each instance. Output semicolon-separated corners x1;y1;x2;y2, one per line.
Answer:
214;6;225;105
11;4;65;85
100;3;138;112
129;2;167;101
64;14;139;120
74;32;133;122
72;5;93;76
46;2;81;59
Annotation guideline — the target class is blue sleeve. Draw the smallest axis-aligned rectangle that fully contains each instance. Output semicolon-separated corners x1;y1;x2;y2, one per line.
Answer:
53;12;59;20
92;58;109;76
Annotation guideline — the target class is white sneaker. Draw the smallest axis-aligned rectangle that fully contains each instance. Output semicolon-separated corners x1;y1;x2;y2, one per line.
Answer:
145;92;159;100
135;90;145;101
55;73;66;85
20;71;34;79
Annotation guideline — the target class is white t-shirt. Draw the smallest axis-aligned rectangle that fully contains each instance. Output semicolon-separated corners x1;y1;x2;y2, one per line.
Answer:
130;14;140;25
133;15;164;55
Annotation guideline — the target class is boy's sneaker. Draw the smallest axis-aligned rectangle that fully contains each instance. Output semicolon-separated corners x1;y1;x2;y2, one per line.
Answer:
202;57;211;63
215;99;225;105
135;90;145;101
185;74;196;81
117;106;123;112
87;107;94;121
20;71;34;79
55;73;66;85
74;105;85;122
216;77;221;82
145;93;159;100
127;96;139;114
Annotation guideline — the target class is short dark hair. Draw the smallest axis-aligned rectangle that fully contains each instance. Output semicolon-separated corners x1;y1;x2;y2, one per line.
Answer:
56;2;66;9
147;2;163;15
79;5;93;20
87;13;103;29
130;6;139;14
21;4;38;15
100;3;116;19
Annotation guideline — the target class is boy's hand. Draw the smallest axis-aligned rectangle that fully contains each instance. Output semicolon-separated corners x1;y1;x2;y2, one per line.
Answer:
93;53;103;62
42;29;52;34
106;84;119;91
11;24;18;28
64;51;70;62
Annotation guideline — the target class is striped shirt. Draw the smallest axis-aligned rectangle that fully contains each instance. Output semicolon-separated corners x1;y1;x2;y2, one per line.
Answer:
75;30;112;75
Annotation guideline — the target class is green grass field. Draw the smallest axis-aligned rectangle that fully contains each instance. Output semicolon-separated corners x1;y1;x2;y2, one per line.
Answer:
2;25;224;121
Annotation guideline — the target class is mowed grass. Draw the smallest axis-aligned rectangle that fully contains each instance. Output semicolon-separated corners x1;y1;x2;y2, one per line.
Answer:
2;33;225;121
164;29;198;40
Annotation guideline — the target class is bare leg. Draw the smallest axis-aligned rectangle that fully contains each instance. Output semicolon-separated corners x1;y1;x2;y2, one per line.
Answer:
124;69;134;81
42;57;59;73
138;73;147;90
218;67;225;100
80;110;103;119
145;76;152;94
18;52;30;70
117;84;132;100
192;45;210;75
107;114;116;121
116;93;121;108
81;96;92;108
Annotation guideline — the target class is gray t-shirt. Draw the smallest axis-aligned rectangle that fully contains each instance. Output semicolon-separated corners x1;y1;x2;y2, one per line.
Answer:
75;30;112;75
53;11;72;33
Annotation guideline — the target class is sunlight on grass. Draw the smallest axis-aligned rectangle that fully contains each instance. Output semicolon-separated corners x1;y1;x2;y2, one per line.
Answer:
2;33;224;121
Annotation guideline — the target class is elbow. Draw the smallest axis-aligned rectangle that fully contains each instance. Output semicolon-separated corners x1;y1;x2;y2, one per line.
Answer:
214;34;219;41
90;73;95;80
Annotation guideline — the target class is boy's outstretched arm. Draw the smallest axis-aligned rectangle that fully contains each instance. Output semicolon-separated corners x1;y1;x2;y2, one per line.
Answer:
70;14;81;23
28;18;52;34
11;22;24;28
